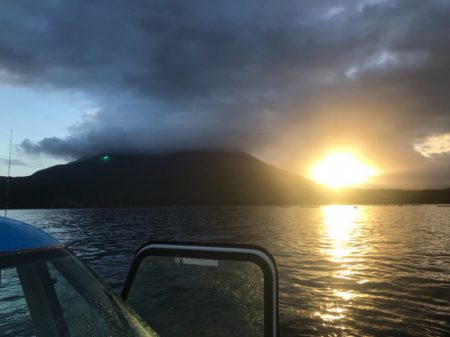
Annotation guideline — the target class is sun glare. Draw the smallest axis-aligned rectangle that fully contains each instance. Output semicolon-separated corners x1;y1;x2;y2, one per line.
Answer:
310;152;377;188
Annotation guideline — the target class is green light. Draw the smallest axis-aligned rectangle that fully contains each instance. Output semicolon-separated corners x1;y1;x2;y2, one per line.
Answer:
102;155;110;161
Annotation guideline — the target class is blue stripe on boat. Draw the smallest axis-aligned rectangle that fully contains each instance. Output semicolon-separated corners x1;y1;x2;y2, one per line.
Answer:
0;217;59;253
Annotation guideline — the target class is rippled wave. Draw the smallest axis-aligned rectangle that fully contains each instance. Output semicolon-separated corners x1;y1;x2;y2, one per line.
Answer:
9;205;450;336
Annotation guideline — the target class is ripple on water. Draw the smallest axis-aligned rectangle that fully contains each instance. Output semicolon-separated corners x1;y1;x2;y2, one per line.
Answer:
8;205;450;337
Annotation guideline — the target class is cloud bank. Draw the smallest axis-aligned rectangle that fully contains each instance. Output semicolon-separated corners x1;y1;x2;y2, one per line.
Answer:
0;0;449;187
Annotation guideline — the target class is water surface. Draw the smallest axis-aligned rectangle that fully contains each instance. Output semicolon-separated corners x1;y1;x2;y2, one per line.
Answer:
9;205;450;336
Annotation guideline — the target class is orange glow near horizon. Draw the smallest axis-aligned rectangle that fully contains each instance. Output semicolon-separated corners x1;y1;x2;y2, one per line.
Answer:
310;152;378;188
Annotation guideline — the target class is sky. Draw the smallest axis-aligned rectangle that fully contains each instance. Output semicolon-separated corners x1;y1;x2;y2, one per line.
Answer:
0;0;449;188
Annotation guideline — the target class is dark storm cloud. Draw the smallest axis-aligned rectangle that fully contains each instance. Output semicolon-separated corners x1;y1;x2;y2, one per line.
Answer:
0;0;449;186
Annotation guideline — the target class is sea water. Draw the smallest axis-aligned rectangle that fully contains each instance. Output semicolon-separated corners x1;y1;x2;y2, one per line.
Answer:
7;205;450;336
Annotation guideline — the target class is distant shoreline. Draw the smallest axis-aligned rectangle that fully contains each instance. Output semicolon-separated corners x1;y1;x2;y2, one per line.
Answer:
4;203;450;210
1;152;449;208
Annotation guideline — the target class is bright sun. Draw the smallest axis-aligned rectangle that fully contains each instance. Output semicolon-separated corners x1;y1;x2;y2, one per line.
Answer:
310;152;377;188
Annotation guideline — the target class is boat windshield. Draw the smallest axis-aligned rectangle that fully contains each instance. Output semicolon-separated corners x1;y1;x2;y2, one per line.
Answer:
0;247;158;337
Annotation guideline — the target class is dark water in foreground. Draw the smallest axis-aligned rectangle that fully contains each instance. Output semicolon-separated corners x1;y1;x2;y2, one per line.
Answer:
9;205;450;336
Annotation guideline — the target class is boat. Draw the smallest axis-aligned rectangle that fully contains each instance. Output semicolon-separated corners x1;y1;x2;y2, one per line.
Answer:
0;217;279;337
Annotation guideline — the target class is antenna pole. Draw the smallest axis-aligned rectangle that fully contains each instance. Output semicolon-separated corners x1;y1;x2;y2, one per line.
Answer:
4;129;12;220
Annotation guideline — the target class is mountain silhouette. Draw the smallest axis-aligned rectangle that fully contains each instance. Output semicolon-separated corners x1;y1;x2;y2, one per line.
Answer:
1;151;448;208
0;151;325;208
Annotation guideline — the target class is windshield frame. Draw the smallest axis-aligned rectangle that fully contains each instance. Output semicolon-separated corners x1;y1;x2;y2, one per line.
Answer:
0;246;157;337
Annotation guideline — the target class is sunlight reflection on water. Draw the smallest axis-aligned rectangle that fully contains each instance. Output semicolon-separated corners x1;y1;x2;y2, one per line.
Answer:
313;205;369;328
7;206;450;337
323;205;361;262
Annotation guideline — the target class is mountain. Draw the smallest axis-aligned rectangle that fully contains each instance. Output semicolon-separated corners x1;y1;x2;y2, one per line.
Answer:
1;151;448;208
0;151;326;208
